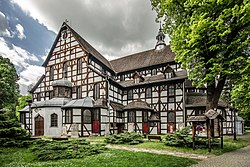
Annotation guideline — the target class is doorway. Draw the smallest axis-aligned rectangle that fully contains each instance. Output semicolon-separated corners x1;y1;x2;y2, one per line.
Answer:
35;115;44;136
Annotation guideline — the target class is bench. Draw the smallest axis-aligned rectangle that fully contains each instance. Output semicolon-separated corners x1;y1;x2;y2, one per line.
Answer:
148;135;162;141
52;137;68;140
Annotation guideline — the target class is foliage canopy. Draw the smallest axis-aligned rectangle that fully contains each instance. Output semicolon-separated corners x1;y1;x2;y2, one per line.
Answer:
151;0;250;110
0;56;19;113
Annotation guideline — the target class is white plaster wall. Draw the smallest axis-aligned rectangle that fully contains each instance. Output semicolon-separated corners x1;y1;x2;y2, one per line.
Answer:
32;107;62;137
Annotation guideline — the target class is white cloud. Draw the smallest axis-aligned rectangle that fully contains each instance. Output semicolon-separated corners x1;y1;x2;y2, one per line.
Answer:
11;0;165;59
0;37;44;87
0;11;12;37
15;24;26;39
18;65;44;86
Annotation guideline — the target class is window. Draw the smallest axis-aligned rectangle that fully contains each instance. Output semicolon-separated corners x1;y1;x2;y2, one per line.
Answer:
116;112;123;119
63;62;68;78
58;87;64;97
83;110;91;123
77;58;82;74
128;111;135;123
20;113;26;124
65;109;72;123
37;93;41;101
134;77;140;84
168;97;175;103
145;87;152;98
51;113;58;127
93;83;100;100
127;90;133;100
93;109;99;121
120;75;124;81
168;112;175;122
165;72;172;79
168;85;175;96
49;66;54;80
143;111;148;122
152;69;157;75
76;86;82;99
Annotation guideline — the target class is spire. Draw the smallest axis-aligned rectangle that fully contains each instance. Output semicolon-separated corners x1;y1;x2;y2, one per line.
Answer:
155;22;166;50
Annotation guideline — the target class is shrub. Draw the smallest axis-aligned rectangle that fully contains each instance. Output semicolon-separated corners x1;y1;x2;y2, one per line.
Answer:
30;139;107;160
164;126;193;147
104;132;144;145
0;110;30;147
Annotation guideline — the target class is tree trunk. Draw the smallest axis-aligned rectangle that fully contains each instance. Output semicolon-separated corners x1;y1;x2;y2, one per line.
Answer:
206;76;226;111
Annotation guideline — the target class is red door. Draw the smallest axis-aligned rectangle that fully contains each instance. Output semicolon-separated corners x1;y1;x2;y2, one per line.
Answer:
143;123;149;134
143;111;149;134
35;115;44;136
92;110;100;133
92;120;100;133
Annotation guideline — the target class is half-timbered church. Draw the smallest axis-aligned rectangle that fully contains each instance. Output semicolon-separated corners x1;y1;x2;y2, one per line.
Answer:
19;22;235;137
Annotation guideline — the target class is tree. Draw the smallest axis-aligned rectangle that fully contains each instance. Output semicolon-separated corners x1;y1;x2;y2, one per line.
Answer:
151;0;250;110
0;56;19;117
16;94;32;119
231;69;250;126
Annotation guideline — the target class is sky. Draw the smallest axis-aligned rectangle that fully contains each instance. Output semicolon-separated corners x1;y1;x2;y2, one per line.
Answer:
0;0;168;94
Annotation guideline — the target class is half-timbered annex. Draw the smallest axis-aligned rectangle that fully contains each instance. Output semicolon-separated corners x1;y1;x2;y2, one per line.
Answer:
19;22;235;137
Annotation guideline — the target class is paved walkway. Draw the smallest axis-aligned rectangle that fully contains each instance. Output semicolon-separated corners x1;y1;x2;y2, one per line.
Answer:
106;145;210;160
190;145;250;167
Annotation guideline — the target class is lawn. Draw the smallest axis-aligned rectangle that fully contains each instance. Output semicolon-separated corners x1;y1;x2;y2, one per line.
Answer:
104;135;250;156
0;147;198;167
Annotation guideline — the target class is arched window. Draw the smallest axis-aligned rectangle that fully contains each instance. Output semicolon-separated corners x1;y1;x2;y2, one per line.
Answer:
127;90;133;100
51;113;58;127
63;62;68;78
77;58;82;74
145;87;152;98
49;66;54;80
83;110;91;123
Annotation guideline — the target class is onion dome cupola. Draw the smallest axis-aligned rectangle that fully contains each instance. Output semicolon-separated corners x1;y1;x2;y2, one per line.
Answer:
155;23;166;51
52;79;72;98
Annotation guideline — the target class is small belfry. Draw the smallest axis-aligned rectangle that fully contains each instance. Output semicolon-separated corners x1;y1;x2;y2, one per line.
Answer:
155;22;166;50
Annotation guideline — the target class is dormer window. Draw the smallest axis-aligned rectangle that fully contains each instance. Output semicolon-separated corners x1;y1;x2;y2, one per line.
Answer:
163;65;175;79
132;71;144;84
152;69;157;75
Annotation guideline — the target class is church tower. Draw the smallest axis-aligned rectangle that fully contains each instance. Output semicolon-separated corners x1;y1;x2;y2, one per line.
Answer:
155;23;166;50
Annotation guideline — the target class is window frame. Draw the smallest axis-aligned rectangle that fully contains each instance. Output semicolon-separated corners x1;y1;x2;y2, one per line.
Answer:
65;109;73;124
51;113;58;127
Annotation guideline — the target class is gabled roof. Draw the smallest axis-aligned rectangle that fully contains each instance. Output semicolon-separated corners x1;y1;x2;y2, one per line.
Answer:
42;22;113;70
110;46;175;73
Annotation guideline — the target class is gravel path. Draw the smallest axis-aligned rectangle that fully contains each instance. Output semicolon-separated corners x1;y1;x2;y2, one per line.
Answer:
106;145;210;160
190;145;250;167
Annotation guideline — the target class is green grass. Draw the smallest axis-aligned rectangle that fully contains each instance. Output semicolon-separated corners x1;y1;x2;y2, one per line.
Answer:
109;136;250;156
0;147;198;167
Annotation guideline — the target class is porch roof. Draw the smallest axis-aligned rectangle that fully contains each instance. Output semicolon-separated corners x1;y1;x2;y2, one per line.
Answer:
31;98;71;108
62;96;95;109
123;99;153;111
18;105;29;112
